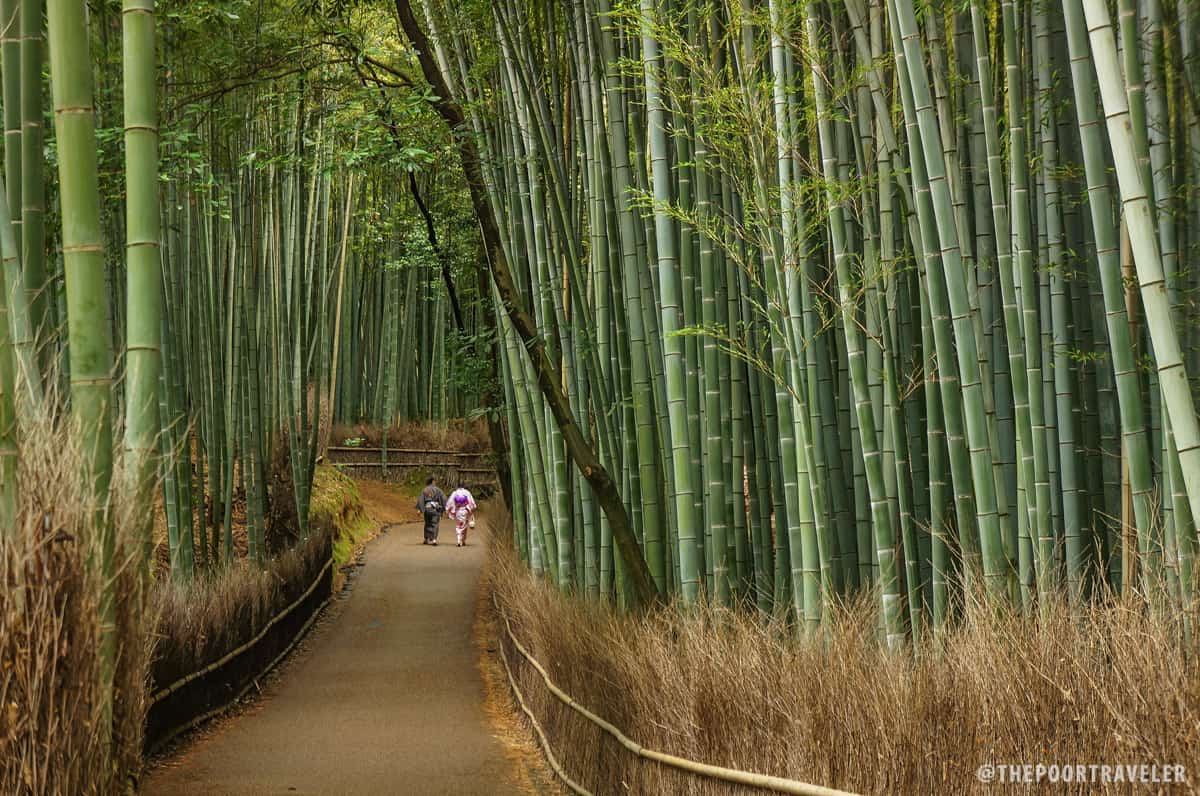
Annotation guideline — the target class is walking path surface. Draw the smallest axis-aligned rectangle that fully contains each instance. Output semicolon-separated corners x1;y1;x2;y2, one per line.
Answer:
144;481;526;796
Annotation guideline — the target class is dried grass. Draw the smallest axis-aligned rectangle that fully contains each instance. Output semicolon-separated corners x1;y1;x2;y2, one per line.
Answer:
330;419;490;453
486;517;1200;794
0;408;152;795
150;458;363;688
1;402;361;793
151;523;330;689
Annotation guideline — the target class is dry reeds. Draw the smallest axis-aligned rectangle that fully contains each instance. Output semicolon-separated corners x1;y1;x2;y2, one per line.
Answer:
0;408;341;796
486;519;1200;794
330;419;490;453
150;462;352;713
151;527;330;688
0;410;151;795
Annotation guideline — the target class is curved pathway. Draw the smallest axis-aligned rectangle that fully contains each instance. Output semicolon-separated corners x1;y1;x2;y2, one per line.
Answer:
144;482;524;795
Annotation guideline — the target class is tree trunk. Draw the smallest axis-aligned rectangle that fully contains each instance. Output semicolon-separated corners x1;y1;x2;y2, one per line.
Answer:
392;0;659;608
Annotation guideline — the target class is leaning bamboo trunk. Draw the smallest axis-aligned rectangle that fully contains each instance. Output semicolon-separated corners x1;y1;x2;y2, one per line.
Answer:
1060;0;1155;592
807;1;904;645
1081;0;1200;541
394;0;659;607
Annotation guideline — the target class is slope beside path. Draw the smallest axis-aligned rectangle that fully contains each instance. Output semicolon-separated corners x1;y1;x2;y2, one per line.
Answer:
143;480;526;795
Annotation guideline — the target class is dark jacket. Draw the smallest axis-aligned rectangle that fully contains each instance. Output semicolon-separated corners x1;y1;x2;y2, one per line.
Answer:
417;485;446;515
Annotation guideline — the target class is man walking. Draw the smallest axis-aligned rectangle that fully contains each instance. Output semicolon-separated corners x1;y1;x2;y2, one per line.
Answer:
416;476;446;545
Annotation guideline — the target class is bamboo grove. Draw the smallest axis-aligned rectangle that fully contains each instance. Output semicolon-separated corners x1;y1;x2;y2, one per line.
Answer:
394;0;1200;639
0;2;483;572
4;0;1200;657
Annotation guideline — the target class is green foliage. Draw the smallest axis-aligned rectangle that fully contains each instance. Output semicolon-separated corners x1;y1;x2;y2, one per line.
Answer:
446;328;495;402
309;465;374;567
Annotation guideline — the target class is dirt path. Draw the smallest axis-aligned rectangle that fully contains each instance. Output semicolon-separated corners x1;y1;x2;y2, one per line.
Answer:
144;481;526;795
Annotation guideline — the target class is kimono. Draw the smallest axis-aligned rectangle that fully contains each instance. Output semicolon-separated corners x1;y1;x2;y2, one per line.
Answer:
416;484;446;543
445;488;477;545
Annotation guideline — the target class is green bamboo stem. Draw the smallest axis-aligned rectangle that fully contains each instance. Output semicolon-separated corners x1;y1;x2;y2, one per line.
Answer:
1082;0;1200;568
121;0;162;566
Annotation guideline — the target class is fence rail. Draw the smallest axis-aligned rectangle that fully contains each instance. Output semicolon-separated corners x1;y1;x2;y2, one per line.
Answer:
324;446;499;493
326;446;492;457
145;553;334;754
493;594;859;796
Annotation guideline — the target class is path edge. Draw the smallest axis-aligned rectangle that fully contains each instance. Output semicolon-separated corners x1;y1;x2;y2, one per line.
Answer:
143;538;334;758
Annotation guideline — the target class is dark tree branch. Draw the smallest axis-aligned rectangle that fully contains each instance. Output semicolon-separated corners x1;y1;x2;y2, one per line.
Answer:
408;171;465;333
169;58;355;106
346;57;466;334
392;0;659;608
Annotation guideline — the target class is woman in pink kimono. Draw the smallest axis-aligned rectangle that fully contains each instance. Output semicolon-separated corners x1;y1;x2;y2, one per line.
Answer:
445;485;477;547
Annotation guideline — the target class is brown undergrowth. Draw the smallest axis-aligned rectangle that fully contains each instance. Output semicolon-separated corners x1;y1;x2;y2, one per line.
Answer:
0;412;151;795
475;512;567;795
152;464;366;690
150;529;331;689
330;418;490;452
1;406;367;793
486;516;1200;794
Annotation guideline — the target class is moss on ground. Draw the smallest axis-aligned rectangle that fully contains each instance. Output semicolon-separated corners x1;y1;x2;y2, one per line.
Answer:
309;465;374;568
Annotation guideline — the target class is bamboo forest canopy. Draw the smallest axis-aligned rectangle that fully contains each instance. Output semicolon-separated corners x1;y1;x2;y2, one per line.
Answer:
381;0;1200;639
4;0;1200;643
0;0;492;577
